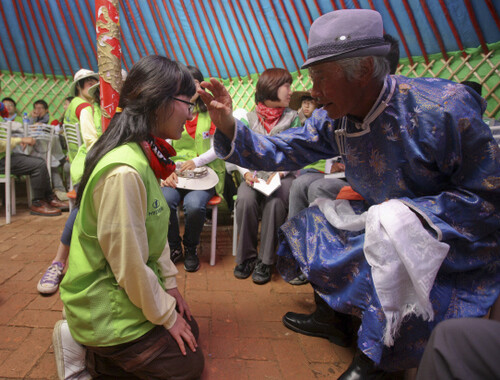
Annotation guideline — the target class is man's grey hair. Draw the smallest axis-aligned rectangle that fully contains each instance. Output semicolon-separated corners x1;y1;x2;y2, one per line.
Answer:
335;56;390;83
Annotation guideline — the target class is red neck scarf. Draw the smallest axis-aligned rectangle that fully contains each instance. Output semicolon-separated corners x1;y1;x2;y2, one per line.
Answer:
256;102;285;133
141;135;177;180
185;113;217;138
185;114;198;139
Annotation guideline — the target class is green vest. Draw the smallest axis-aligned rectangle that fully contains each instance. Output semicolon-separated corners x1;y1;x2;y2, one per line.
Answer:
65;97;94;162
172;112;225;195
4;114;23;123
70;104;102;185
303;159;327;172
60;143;169;346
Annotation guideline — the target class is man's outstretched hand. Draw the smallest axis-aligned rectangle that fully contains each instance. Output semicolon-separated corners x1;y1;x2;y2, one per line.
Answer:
198;78;235;138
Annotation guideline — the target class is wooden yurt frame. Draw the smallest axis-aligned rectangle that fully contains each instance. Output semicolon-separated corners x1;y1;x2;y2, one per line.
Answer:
1;42;499;120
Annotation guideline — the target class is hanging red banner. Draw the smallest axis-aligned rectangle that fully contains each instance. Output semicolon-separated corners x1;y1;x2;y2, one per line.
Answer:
95;0;121;131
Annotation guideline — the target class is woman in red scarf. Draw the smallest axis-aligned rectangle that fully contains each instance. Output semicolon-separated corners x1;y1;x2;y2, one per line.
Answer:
233;68;300;284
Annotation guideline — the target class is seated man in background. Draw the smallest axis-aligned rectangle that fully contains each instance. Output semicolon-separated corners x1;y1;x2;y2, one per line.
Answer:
0;133;67;216
201;9;500;379
1;97;23;123
30;99;51;124
27;99;67;203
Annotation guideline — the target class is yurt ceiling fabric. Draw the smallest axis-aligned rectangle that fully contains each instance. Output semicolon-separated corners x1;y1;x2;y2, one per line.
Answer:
0;0;499;80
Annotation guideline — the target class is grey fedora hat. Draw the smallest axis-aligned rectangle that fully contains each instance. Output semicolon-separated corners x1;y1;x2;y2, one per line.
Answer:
302;9;391;68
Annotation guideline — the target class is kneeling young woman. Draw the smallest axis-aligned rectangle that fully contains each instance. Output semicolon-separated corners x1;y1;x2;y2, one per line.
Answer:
59;55;204;379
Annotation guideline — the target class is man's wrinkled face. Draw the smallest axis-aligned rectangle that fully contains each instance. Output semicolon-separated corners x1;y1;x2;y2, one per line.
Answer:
309;61;364;120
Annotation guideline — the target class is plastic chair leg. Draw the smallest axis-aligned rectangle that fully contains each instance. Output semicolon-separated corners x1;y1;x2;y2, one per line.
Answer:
210;204;218;266
26;177;32;207
4;181;11;225
10;180;16;216
232;205;237;256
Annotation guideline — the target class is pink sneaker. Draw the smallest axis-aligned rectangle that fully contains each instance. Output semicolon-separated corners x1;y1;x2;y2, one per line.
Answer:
37;262;64;294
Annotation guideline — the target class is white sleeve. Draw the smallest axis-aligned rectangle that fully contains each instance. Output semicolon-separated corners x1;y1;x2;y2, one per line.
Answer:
79;107;99;150
192;143;217;167
93;166;178;329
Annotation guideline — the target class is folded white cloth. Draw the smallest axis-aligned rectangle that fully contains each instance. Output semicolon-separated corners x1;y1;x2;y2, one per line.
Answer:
313;198;450;346
311;198;367;231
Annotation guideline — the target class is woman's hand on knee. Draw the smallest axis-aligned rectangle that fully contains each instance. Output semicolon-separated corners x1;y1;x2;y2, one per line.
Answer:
168;315;198;356
161;172;178;188
167;287;193;321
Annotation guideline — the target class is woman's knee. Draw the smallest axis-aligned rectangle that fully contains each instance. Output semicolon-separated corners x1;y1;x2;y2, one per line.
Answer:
162;188;181;208
183;199;207;217
290;175;311;195
236;185;258;209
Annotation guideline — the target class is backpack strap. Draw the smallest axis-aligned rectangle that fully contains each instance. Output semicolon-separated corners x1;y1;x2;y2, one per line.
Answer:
75;103;92;120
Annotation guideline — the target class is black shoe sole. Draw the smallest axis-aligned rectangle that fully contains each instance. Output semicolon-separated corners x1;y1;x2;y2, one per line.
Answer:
184;263;200;272
234;271;252;279
233;259;257;279
30;211;61;217
282;315;352;347
252;275;271;285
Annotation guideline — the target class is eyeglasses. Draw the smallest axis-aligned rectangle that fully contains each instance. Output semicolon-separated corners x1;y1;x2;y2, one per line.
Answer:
170;96;195;113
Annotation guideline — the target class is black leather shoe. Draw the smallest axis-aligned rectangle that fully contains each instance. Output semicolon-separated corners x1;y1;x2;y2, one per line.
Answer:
282;311;352;347
338;350;388;380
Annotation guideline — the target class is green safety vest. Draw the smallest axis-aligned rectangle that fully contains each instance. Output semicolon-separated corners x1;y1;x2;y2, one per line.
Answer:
60;142;169;346
172;112;225;195
303;159;327;172
3;114;23;123
65;97;99;162
70;104;102;185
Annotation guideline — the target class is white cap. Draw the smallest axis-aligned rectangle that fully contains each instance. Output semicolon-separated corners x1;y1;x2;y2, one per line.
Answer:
69;69;99;96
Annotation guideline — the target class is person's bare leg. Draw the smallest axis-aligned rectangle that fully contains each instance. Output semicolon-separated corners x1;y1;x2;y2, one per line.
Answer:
53;243;70;264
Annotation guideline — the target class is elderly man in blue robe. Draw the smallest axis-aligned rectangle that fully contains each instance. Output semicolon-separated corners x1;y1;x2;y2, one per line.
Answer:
199;9;500;379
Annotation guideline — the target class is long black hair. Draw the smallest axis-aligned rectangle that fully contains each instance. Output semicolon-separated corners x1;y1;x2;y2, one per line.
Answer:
76;55;196;206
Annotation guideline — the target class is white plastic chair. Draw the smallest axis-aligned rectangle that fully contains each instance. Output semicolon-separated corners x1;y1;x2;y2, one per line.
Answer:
232;194;238;257
206;195;222;266
0;121;14;224
0;122;31;222
62;123;82;160
62;123;81;212
27;123;55;183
